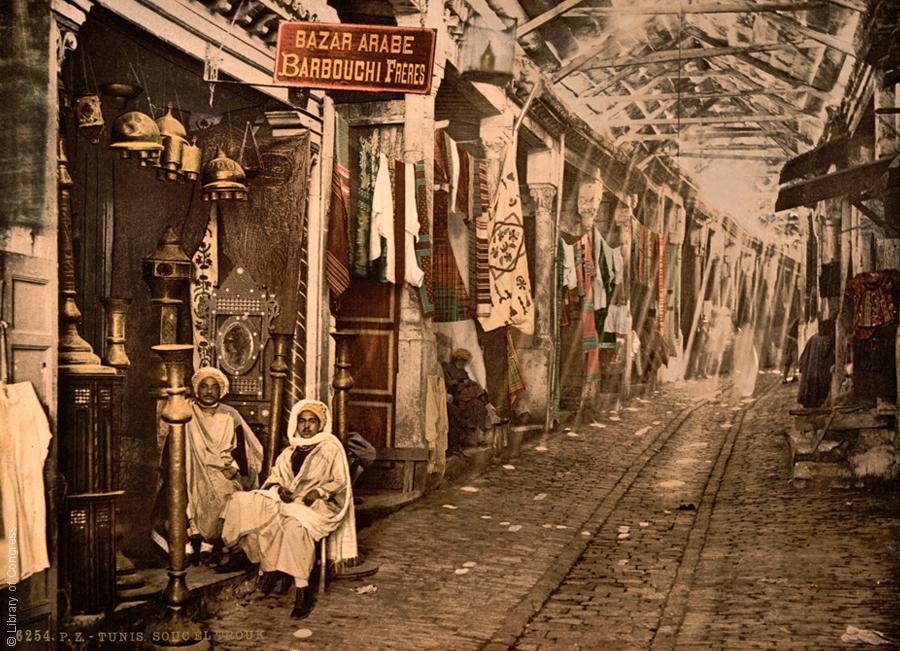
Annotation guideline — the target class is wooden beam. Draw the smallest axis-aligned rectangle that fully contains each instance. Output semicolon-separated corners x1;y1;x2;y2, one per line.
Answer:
566;2;824;16
673;152;788;161
605;113;794;127
616;129;792;143
591;89;807;103
574;43;792;78
775;156;895;211
518;0;587;38
763;12;857;57
823;0;866;12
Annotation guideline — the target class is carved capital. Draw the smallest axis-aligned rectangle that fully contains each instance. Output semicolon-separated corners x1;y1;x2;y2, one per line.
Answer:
528;183;557;213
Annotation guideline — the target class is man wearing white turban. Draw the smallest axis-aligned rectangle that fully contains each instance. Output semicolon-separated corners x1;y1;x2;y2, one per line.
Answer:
221;399;357;619
185;367;263;566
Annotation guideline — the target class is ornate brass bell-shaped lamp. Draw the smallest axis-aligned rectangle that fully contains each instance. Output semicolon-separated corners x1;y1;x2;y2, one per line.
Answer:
180;137;202;182
108;110;162;166
74;91;104;144
200;146;248;201
156;104;188;182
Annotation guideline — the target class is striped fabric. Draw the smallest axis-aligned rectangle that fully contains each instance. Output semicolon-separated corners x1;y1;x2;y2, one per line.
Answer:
414;161;434;317
352;138;375;278
658;234;666;336
455;143;470;220
506;326;526;407
432;189;472;322
325;115;351;299
474;160;491;317
576;234;601;384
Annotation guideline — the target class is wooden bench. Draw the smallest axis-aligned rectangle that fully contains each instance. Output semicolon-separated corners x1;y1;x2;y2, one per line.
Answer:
373;447;429;493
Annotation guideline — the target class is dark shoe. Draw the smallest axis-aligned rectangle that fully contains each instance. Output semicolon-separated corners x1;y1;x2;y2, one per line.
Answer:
188;535;203;566
290;586;314;619
258;571;279;595
216;550;248;573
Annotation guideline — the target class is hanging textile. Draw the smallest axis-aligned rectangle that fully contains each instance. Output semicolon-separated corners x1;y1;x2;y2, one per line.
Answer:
455;143;471;220
352;137;375;277
844;269;900;340
551;238;564;423
576;235;601;383
368;153;396;283
658;233;665;336
402;162;424;287
325;113;352;300
448;135;460;214
474;159;492;317
506;326;526;407
0;382;52;585
414;161;435;317
432;189;472;322
191;204;218;370
478;141;534;335
562;241;578;290
592;228;615;309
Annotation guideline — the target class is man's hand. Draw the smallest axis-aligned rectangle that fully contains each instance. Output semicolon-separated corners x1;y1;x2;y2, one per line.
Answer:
278;486;293;503
221;467;238;480
301;491;320;506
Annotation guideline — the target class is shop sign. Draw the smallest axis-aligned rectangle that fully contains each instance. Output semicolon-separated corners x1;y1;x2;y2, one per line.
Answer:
274;22;437;94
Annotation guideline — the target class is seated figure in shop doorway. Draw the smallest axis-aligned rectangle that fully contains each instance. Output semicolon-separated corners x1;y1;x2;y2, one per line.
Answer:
221;399;357;619
442;348;491;450
185;367;263;568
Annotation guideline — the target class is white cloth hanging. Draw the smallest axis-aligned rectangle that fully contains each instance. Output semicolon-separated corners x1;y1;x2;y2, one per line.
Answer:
0;382;52;585
369;153;396;283
404;162;425;287
562;242;578;290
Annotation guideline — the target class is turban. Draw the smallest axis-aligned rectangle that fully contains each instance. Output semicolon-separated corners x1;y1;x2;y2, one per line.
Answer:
451;348;472;361
287;399;332;446
191;366;229;397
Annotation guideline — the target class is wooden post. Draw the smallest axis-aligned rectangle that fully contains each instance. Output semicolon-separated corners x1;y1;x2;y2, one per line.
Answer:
265;333;291;477
330;332;356;446
147;344;209;651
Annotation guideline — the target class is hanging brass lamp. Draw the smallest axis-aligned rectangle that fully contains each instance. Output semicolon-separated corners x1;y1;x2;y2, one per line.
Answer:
180;137;202;182
200;146;248;201
108;110;162;166
156;103;188;182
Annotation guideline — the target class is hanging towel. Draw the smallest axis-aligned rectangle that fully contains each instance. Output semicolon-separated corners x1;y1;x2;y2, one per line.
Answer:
403;162;425;287
562;241;578;289
368;152;396;283
191;204;219;370
0;382;52;586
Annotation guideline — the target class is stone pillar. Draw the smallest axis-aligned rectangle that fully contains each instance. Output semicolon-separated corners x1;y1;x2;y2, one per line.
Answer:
392;8;442;450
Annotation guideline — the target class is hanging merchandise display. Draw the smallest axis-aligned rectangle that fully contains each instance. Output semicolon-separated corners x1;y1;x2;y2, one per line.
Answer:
156;104;188;182
74;91;104;144
108;110;163;165
180;137;202;181
200;146;249;201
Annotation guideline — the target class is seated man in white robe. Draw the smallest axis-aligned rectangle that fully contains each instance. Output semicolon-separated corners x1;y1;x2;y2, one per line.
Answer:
186;367;263;567
221;399;357;619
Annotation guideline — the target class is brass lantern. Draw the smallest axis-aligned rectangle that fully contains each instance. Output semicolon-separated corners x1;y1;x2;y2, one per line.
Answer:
180;137;202;182
200;146;248;202
108;110;162;166
156;104;188;182
142;226;193;303
74;91;104;144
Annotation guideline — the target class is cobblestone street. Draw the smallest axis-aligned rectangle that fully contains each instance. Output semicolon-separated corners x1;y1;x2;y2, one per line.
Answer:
201;377;900;650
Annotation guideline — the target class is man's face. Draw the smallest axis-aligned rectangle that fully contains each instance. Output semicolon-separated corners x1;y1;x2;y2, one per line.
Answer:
454;358;467;370
296;410;322;438
196;377;222;407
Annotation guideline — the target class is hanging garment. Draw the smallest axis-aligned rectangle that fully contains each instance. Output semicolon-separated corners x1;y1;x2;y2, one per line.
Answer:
592;228;615;310
797;334;834;408
844;269;900;340
432;189;473;322
191;205;219;370
325;113;352;300
368;153;396;283
448;134;460;215
413;161;435;317
474;159;492;317
576;235;601;383
402;162;425;287
506;327;526;407
562;241;578;290
424;374;449;475
0;382;52;585
352;138;375;278
455;143;470;220
478;140;534;335
552;239;564;424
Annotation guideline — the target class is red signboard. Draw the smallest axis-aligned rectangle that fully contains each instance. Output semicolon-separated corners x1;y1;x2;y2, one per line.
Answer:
274;22;437;94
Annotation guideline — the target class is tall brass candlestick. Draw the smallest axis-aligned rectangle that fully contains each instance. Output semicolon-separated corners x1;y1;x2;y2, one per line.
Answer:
265;333;291;478
330;332;356;446
101;297;132;370
147;344;209;651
